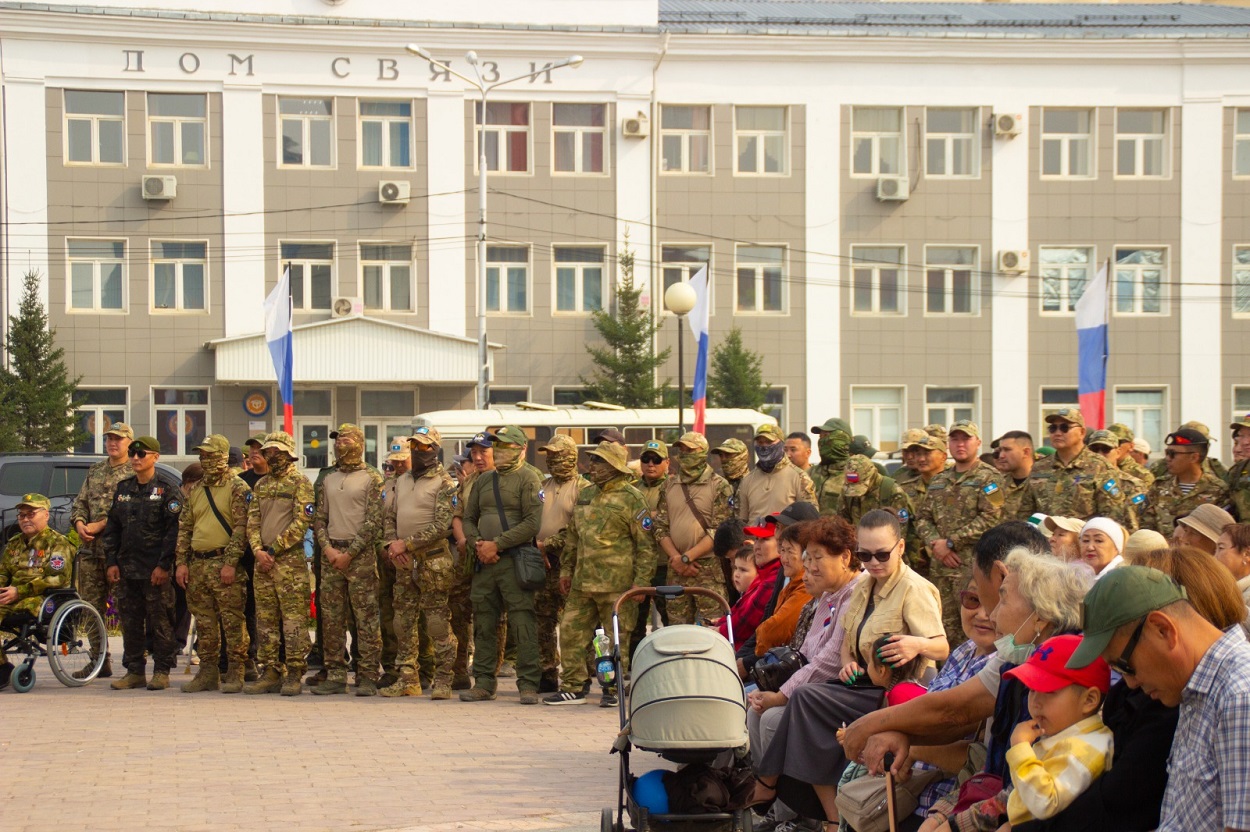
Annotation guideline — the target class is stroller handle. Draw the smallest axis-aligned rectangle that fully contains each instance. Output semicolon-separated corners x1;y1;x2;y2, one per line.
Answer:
613;585;730;617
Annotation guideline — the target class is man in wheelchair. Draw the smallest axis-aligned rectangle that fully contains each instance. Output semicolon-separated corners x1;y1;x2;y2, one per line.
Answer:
0;494;77;689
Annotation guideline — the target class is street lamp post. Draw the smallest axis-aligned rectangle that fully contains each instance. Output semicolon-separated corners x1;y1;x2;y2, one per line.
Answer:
406;45;583;410
664;282;697;434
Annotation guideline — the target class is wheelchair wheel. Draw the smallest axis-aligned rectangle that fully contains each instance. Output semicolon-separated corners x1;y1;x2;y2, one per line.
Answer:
13;662;36;692
47;599;107;687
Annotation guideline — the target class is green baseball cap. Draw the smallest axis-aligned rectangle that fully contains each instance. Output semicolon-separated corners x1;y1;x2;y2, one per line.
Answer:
131;435;162;453
949;420;981;440
194;435;230;455
1086;430;1118;450
1107;423;1135;444
755;423;783;443
1067;566;1188;669
641;439;668;460
244;432;269;448
17;493;51;511
491;425;528;446
588;441;631;475
811;417;852;436
848;435;879;458
676;432;710;453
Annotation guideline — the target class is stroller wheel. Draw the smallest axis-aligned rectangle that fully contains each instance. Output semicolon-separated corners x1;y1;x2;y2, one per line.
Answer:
600;807;614;832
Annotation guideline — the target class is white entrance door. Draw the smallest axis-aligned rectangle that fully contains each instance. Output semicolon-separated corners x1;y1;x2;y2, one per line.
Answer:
297;420;333;473
363;422;412;470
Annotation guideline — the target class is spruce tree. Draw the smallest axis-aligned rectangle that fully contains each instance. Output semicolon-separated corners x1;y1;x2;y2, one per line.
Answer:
0;271;83;451
581;240;670;407
708;326;768;410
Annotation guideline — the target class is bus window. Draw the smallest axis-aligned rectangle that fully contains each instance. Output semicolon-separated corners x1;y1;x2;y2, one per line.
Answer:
706;423;755;449
556;427;586;445
624;427;653;445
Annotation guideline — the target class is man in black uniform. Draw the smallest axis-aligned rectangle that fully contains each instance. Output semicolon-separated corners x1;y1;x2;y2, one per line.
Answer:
102;436;182;691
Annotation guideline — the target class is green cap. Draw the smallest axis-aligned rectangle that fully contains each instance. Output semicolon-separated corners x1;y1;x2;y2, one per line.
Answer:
17;493;51;510
676;432;710;453
848;434;879;458
261;431;297;458
131;435;161;453
755;423;783;443
641;439;668;460
1107;423;1135;443
1086;430;1118;450
491;425;528;446
1067;566;1187;669
949;420;981;440
811;417;852;436
1036;446;1057;457
1230;413;1250;433
711;437;746;456
244;432;269;448
588;441;631;475
194;434;230;455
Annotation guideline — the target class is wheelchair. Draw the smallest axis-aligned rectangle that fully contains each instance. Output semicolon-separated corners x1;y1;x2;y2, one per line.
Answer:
1;588;108;692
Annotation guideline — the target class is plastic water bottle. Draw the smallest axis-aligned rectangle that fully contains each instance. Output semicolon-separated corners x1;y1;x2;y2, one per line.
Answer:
593;628;615;686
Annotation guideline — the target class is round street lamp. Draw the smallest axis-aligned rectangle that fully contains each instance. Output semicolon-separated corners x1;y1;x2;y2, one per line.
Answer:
664;282;698;433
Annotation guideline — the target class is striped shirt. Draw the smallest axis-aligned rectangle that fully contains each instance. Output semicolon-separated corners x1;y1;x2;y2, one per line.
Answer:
1006;714;1114;824
779;574;864;698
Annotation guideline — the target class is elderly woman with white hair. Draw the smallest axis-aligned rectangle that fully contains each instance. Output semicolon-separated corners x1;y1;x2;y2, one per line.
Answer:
1078;517;1126;579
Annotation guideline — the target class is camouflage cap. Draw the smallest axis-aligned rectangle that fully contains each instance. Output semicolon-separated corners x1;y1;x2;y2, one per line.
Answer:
491;425;528;446
811;417;852;436
905;432;947;453
1046;408;1086;429
949;420;981;440
1230;413;1250;433
755;423;783;443
640;439;669;460
244;432;269;448
900;428;929;448
675;432;710;454
261;430;297;458
103;422;134;440
538;434;579;456
330;423;364;442
409;425;442;447
848;435;879;458
843;455;877;498
385;444;411;462
1107;423;1135;444
1086;430;1119;450
1179;421;1213;440
194;434;231;456
711;437;746;456
923;424;949;444
131;435;161;454
588;441;631;475
17;493;51;511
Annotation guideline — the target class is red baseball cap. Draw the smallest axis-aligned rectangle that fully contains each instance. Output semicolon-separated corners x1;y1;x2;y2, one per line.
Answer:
1003;634;1110;694
743;514;781;538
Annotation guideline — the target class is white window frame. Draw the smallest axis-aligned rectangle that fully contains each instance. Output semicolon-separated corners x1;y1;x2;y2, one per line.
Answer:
850;245;906;316
1114;108;1169;179
1234;245;1250;318
66;237;127;313
358;242;415;313
278;97;335;169
74;387;130;455
150;240;209;313
924;386;980;429
1112;386;1169;457
734;105;789;176
660;243;714;316
552;386;588;406
357;99;414;170
1113;245;1169;316
850;106;905;178
475;101;531;175
146;92;208;168
734;244;787;314
1040;107;1096;180
151;386;212;459
281;242;336;312
552;244;607;315
923;245;980;317
1233;385;1250;426
552;103;609;176
1039;387;1080;448
1236;109;1250;179
63;90;126;167
659;104;713;175
924;107;980;179
485;244;531;315
763;387;787;432
1039;246;1095;316
850;385;906;454
488;387;531;406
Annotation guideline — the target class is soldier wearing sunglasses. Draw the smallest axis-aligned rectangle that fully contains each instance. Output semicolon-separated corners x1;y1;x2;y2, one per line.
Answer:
1018;409;1135;530
1140;428;1230;538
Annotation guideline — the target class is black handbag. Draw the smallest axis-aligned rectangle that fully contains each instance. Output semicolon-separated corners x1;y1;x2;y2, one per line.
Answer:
491;472;546;591
749;646;808;692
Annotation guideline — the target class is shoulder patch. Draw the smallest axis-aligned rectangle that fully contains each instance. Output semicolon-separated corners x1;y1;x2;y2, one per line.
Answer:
538;488;546;504
168;499;181;515
635;509;654;532
897;508;909;523
982;483;999;496
1102;479;1122;498
304;503;315;518
1132;493;1146;506
245;491;253;503
49;554;66;571
451;494;459;507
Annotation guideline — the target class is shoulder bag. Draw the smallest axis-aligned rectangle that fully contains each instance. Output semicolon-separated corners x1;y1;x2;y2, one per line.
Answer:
492;472;546;590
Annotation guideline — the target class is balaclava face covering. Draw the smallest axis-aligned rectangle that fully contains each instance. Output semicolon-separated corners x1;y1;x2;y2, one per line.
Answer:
336;432;364;469
720;451;749;481
586;458;618;487
756;440;786;473
410;446;439;475
263;448;293;477
200;452;230;486
493;444;524;473
678;449;709;484
818;431;851;468
547;453;578;483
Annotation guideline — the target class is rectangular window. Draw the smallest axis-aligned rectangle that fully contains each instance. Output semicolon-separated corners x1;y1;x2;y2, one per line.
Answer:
553;387;586;406
660;105;711;174
763;388;786;432
553;103;607;174
1041;108;1094;178
852;107;904;176
850;246;904;315
360;389;414;418
359;100;412;169
1115;109;1168;178
74;388;128;454
148;93;207;166
360;243;413;312
925;107;978;178
1235;387;1250;423
281;243;334;311
735;106;787;175
153;387;209;457
1235;247;1250;317
1114;388;1166;456
64;90;125;166
925;246;978;315
476;102;530;173
1236;110;1250;178
488;388;529;406
851;387;904;454
279;97;334;168
661;244;712;310
1114;247;1166;315
67;239;125;311
1039;246;1092;314
926;387;977;428
293;389;333;415
151;241;207;312
735;245;785;313
554;246;606;313
1040;388;1080;448
485;245;529;313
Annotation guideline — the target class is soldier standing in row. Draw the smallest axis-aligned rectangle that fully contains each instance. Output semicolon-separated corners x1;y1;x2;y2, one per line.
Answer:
311;424;384;696
1107;423;1156;490
376;442;407;688
534;434;588;693
450;435;490;689
654;433;734;625
70;421;134;678
544;442;657;707
1141;428;1231;538
811;417;853;516
990;431;1036;519
243;431;314;697
1229;414;1250;522
176;435;252;694
839;454;920;557
1018;409;1132;528
738;424;817;522
1087;430;1149;513
629;439;670;658
711;438;750;516
894;427;951;509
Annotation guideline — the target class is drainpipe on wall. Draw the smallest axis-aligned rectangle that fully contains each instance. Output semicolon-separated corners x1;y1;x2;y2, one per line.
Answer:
649;31;670;401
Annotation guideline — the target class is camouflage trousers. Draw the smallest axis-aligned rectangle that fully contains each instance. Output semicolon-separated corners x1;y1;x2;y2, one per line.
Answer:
534;565;565;677
320;545;383;683
449;568;473;678
929;557;972;648
75;553;113;657
0;599;45;666
393;567;455;687
377;551;397;675
559;588;636;693
666;557;728;626
117;578;177;675
254;547;311;675
187;555;250;669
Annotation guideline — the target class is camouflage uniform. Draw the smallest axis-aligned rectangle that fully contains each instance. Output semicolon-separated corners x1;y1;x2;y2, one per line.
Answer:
558;447;658;694
915;459;1006;644
1228;459;1250;523
838;455;921;563
1017;446;1133;528
247;434;315;679
70;454;133;663
711;439;749;517
1140;471;1232;538
0;518;75;669
810;418;852;509
630;443;671;654
313;424;385;686
377;473;400;679
450;468;477;682
535;435;590;685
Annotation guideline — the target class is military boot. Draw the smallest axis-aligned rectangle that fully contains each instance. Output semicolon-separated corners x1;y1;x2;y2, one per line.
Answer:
280;670;303;696
98;655;114;678
110;672;147;690
458;686;497;702
451;674;472;690
355;677;378;697
147;672;170;691
379;675;423;697
182;665;221;693
242;666;281;695
429;683;452;700
220;664;245;694
244;658;259;683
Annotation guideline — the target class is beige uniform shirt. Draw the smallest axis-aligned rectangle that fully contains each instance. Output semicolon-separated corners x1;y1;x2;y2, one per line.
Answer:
323;468;374;541
737;457;817;521
538;476;582;543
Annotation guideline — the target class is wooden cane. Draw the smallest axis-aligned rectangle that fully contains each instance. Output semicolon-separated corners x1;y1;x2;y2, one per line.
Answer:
883;752;899;832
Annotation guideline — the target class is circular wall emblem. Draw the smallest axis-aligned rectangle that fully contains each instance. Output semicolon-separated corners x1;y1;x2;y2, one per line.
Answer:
244;390;270;417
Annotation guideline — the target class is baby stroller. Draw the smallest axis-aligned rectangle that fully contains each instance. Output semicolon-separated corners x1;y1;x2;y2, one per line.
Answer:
602;585;752;832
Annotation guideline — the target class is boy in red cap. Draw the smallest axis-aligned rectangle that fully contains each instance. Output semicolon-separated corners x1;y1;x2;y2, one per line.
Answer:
1002;633;1114;825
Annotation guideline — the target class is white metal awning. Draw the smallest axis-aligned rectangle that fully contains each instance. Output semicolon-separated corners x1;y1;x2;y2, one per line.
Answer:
208;316;501;385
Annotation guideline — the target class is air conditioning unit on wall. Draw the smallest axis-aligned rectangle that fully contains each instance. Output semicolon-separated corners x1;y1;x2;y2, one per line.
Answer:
378;180;410;205
623;113;649;138
331;297;363;318
142;175;177;200
998;250;1031;274
994;113;1023;138
876;176;909;202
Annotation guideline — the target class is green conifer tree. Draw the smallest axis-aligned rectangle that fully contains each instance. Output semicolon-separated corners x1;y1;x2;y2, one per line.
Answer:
707;326;768;410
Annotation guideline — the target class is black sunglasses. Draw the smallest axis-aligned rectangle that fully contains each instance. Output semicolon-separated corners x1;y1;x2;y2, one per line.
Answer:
855;546;896;563
1047;423;1073;434
640;454;663;464
1109;616;1148;676
1164;449;1198;458
127;448;151;459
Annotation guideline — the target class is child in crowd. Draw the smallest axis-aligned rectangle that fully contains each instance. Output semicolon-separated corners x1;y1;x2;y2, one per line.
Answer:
866;632;928;706
716;544;770;649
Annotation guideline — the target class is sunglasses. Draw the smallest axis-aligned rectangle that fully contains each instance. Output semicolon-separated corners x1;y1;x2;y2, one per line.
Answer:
17;509;46;519
958;590;981;611
1109;615;1148;676
1047;423;1073;434
640;454;664;465
1164;449;1198;458
127;448;151;459
855;546;896;563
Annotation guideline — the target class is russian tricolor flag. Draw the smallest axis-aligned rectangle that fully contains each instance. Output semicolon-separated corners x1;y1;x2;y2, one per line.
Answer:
263;267;295;433
1075;260;1109;430
687;265;711;435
